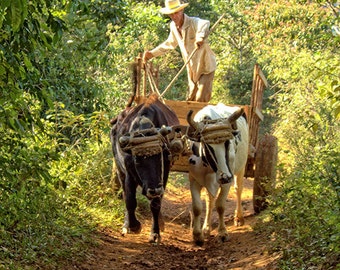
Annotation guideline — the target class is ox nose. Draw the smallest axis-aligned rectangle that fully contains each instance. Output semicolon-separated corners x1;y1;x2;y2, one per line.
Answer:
218;173;233;185
146;186;164;199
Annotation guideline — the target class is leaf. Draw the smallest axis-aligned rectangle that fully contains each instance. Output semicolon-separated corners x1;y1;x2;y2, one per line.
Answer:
1;0;11;9
334;103;340;120
10;0;23;32
23;53;33;71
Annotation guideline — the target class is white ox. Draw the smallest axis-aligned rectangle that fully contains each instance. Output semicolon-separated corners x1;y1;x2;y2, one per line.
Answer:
186;103;249;246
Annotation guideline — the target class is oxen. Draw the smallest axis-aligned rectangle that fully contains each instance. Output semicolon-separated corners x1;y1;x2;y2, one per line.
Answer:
186;103;249;246
110;93;182;244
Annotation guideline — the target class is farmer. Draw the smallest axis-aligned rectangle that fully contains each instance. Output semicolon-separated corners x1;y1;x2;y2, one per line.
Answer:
143;0;216;102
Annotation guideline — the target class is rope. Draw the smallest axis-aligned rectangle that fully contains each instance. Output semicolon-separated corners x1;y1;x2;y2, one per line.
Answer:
143;62;165;103
145;64;161;94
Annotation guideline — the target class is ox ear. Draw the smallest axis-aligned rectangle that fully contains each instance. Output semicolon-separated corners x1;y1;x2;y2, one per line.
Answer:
228;108;244;130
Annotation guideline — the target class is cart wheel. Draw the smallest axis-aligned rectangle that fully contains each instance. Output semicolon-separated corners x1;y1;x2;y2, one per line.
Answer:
253;134;278;214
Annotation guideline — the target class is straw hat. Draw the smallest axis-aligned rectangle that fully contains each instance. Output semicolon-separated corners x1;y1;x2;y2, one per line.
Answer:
160;0;189;15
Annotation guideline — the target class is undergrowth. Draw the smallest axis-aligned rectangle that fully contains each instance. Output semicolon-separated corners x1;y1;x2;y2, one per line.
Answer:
0;112;124;269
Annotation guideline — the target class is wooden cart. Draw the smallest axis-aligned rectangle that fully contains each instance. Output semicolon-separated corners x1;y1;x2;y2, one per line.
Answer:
133;57;277;212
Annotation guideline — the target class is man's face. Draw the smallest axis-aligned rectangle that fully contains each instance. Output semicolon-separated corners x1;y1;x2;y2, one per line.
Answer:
168;10;184;27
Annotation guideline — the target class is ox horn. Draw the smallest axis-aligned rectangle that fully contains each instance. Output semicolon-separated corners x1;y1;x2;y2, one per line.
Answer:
186;110;198;130
187;110;203;141
228;108;244;129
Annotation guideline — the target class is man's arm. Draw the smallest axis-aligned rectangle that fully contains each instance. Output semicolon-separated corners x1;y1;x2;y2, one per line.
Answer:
194;17;210;48
143;22;178;62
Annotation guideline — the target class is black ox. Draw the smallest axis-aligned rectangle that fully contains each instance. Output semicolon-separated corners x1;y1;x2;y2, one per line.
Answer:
110;93;182;243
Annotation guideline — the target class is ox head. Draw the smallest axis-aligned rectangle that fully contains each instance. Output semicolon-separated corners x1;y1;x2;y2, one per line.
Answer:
119;116;174;199
186;108;244;185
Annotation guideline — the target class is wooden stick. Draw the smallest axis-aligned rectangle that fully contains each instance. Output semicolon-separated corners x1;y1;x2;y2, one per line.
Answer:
160;47;198;98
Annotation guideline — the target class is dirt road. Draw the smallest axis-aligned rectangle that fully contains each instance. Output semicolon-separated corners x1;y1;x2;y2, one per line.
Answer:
70;175;280;269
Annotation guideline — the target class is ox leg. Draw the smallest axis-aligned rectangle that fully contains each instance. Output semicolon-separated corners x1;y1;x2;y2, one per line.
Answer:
215;184;231;242
190;180;204;246
234;173;245;226
158;211;165;232
149;197;162;244
122;178;141;235
202;190;214;239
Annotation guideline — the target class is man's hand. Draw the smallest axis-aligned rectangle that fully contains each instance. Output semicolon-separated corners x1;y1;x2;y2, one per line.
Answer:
195;39;204;48
143;51;154;62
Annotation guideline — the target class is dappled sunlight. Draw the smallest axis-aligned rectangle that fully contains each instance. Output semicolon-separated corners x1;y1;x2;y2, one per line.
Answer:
86;205;124;228
69;173;280;270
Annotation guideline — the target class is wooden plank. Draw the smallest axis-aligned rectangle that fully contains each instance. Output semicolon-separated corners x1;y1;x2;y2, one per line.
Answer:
258;68;269;88
255;107;264;121
171;154;190;172
247;64;268;177
164;100;209;125
250;64;267;111
164;100;250;126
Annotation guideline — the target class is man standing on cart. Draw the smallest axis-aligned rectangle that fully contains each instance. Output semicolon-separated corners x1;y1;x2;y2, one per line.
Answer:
143;0;216;102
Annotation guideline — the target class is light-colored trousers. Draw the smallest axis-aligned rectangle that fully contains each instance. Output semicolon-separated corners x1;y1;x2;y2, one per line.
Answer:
187;71;215;102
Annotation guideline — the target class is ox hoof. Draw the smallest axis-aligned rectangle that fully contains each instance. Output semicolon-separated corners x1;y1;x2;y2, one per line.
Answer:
234;217;245;226
219;178;232;185
121;227;128;236
122;222;142;235
218;233;229;243
194;239;204;247
149;233;161;244
130;224;142;234
203;228;211;238
193;233;204;246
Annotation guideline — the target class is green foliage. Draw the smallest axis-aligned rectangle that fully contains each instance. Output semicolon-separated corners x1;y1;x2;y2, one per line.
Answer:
249;1;340;268
1;0;340;268
209;0;257;104
263;141;340;268
105;1;183;103
0;0;123;268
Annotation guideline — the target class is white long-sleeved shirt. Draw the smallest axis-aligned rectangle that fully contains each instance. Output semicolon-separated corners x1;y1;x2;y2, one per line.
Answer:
150;14;216;83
